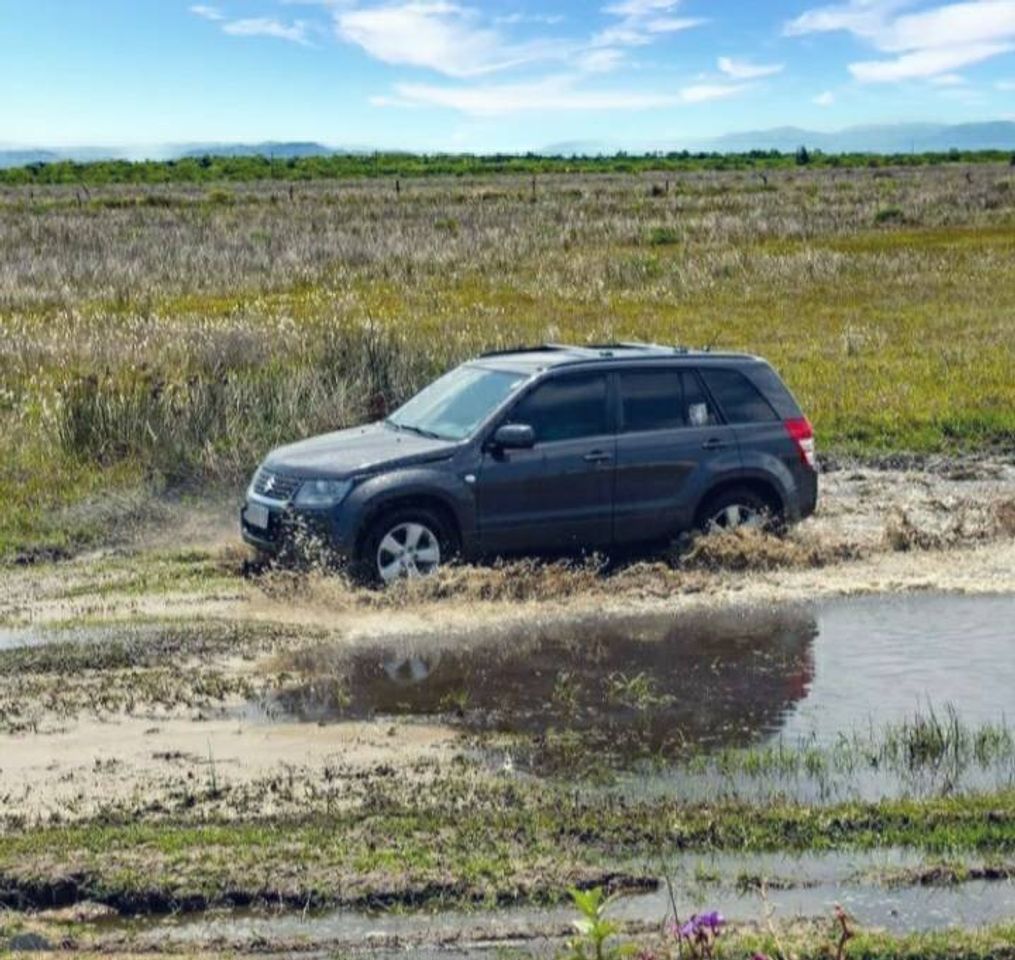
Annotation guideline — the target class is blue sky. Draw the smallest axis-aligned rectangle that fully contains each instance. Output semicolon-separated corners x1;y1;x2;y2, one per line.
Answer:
2;0;1014;151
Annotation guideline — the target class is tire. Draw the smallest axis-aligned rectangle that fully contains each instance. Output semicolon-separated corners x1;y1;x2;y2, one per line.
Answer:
359;506;458;586
697;486;780;535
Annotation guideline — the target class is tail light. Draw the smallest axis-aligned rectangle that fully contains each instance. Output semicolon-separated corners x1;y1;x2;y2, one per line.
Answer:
785;417;816;470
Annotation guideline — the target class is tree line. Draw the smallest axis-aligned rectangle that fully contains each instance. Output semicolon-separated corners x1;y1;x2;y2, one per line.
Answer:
2;148;1011;186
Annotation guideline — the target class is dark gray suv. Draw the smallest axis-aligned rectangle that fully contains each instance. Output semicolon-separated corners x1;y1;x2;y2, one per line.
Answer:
241;343;818;583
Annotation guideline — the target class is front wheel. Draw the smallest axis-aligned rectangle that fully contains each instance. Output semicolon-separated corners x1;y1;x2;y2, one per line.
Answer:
697;486;779;535
360;507;457;586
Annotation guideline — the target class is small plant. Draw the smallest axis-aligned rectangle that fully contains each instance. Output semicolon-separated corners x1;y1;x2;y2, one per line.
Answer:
567;886;633;960
605;671;673;713
438;688;471;717
647;226;680;245
874;206;905;224
205;187;234;205
669;910;725;958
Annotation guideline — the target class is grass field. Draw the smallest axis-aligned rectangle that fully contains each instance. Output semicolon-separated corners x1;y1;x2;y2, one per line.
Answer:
1;161;1013;559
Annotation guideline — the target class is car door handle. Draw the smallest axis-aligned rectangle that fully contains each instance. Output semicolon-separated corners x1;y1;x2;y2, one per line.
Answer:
583;450;613;463
701;437;731;450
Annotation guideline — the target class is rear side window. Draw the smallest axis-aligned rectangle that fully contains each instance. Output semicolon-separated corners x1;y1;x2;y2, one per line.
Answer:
620;370;684;433
508;374;609;443
682;371;719;427
699;368;779;424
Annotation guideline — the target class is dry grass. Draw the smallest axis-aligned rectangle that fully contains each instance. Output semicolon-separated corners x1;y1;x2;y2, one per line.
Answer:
1;163;1013;556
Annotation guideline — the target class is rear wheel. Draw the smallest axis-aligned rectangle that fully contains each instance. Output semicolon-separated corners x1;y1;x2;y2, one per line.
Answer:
360;507;457;586
698;486;778;535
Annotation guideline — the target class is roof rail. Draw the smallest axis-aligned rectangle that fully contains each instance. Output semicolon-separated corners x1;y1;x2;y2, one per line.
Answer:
477;341;696;361
477;343;572;358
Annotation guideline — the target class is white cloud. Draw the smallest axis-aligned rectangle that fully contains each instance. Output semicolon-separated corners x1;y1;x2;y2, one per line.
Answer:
784;0;904;43
813;89;836;105
786;0;1015;83
336;2;564;77
494;12;565;25
678;82;748;102
883;1;1015;52
373;76;747;115
850;41;1011;80
577;48;627;72
593;0;704;49
189;4;225;20
604;0;685;15
334;1;703;80
997;77;1015;88
717;56;784;79
222;17;313;44
341;0;717;116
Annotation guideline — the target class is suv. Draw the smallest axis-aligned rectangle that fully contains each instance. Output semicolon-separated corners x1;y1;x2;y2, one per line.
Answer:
241;343;818;583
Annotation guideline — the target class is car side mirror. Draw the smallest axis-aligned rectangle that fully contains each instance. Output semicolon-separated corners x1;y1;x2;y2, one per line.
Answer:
492;423;535;450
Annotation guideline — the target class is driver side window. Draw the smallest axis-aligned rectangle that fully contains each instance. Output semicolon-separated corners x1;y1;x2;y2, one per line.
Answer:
507;374;609;443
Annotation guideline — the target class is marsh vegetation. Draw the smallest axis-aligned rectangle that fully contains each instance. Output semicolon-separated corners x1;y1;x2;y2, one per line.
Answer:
1;163;1013;558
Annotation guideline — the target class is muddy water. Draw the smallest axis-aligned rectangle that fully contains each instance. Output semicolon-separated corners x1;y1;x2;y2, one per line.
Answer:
112;849;1015;950
779;593;1015;741
263;592;1015;750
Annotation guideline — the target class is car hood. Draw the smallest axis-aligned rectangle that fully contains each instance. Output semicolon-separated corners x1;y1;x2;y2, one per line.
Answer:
264;422;456;478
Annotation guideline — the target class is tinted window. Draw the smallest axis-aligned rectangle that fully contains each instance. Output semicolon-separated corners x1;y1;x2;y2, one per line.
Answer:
388;365;526;441
682;371;719;427
620;370;684;432
699;369;779;424
508;374;609;443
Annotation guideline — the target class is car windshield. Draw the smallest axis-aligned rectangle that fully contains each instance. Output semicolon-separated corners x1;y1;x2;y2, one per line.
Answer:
386;365;526;441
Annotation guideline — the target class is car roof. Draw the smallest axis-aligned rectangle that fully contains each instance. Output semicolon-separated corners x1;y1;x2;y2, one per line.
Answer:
471;342;762;373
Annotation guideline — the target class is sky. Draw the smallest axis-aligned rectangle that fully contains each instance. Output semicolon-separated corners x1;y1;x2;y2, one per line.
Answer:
2;0;1014;152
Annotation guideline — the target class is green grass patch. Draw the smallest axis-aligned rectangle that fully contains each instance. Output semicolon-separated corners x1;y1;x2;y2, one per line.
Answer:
3;786;1015;912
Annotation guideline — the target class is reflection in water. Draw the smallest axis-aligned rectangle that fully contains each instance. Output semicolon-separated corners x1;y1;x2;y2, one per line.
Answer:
260;592;1015;792
268;607;817;753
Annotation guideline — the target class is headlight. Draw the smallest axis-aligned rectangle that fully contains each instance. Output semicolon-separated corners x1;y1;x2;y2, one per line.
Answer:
293;478;353;507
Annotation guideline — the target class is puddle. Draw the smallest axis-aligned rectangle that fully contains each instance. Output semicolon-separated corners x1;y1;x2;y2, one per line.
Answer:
102;849;1015;950
251;592;1015;799
260;594;1013;734
778;593;1015;741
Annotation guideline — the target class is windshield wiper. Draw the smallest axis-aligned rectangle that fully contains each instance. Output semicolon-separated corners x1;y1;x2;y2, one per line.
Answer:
387;420;444;440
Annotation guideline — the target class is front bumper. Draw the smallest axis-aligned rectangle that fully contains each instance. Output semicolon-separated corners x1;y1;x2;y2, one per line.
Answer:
240;497;350;559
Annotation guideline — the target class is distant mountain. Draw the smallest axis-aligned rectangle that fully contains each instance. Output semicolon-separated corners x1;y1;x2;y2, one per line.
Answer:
540;121;1015;156
176;141;339;159
0;141;364;168
0;149;63;167
3;121;1014;170
0;145;149;167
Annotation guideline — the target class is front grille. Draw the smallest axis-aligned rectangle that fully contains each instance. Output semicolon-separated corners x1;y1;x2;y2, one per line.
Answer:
253;468;301;502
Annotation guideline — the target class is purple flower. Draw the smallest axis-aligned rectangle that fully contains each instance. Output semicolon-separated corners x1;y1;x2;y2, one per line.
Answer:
700;911;725;932
673;911;725;941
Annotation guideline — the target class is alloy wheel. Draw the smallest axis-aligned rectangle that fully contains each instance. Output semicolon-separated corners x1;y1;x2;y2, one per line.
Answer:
375;521;442;583
706;503;764;534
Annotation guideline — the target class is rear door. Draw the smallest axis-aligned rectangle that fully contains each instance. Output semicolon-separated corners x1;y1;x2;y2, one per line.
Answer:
697;366;785;462
613;367;740;544
475;372;615;556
